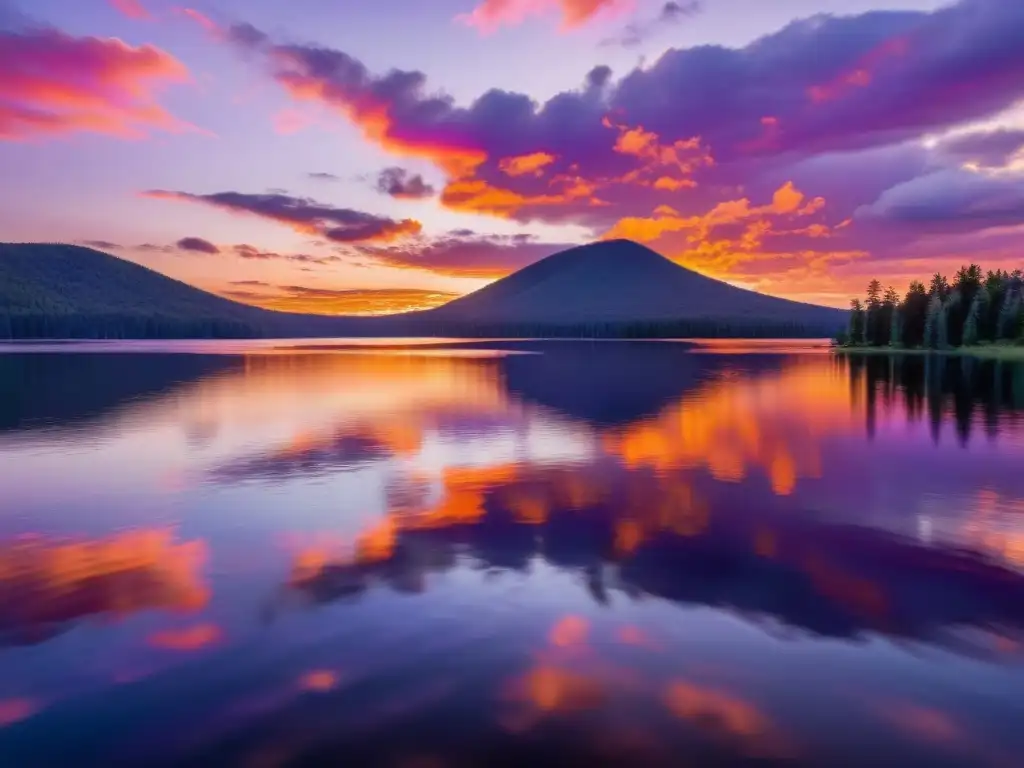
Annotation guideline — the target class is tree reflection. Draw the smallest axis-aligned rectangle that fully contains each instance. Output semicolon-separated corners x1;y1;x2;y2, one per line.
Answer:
845;353;1024;446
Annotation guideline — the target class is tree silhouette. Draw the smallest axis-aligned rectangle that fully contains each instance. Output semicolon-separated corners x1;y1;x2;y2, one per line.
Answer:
848;299;865;344
842;264;1024;351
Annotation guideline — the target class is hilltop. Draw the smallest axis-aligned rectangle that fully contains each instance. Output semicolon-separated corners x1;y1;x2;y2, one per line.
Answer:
423;239;845;336
0;241;846;339
0;243;364;339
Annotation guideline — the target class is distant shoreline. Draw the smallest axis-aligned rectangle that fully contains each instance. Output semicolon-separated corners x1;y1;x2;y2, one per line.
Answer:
0;337;836;356
833;345;1024;361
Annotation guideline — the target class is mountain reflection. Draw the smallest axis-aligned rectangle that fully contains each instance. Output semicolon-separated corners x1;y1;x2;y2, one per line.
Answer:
0;353;238;434
281;461;1024;658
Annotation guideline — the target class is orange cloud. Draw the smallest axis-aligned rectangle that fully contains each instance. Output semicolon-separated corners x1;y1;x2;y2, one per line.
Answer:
602;182;828;245
299;670;340;692
110;0;151;19
459;0;629;33
440;175;599;217
148;623;223;651
771;181;804;214
499;151;557;177
0;30;195;141
653;176;697;191
610;122;713;188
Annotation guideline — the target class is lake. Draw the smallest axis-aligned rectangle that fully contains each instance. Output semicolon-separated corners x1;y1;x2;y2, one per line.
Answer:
1;339;1023;767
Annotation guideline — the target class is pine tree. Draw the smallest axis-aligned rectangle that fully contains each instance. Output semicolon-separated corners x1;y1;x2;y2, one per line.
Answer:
924;294;943;349
938;302;950;350
848;299;865;345
865;280;882;345
975;287;993;342
998;292;1020;341
901;281;929;348
945;289;963;346
889;304;902;347
962;292;982;347
929;273;949;298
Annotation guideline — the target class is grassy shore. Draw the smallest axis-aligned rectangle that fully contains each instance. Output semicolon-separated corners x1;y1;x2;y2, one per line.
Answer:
833;344;1024;361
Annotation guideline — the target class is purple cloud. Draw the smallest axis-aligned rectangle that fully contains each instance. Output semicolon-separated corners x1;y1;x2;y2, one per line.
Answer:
856;168;1024;229
232;244;340;264
144;190;422;243
78;239;121;250
938;128;1024;169
375;167;435;199
601;1;702;48
176;236;220;254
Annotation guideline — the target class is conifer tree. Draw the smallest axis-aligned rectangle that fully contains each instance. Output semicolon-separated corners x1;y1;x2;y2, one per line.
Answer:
889;304;902;347
924;294;943;349
962;293;981;347
865;280;882;345
998;292;1020;341
848;299;865;345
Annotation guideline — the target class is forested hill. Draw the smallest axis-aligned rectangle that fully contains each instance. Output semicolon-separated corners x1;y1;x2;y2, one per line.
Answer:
0;243;364;339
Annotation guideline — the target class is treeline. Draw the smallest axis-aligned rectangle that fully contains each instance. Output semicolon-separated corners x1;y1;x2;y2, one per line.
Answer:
0;312;262;339
0;312;843;341
839;265;1024;348
398;318;841;340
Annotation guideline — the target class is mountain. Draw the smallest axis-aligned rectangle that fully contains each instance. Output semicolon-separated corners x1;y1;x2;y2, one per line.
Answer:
0;241;846;339
0;243;365;338
428;239;845;331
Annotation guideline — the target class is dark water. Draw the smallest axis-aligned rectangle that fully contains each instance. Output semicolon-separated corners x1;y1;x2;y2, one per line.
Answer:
1;339;1023;767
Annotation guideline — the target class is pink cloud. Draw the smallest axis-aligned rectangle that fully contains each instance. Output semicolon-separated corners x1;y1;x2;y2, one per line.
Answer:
459;0;630;33
0;29;196;141
272;107;314;135
175;7;220;34
109;0;151;20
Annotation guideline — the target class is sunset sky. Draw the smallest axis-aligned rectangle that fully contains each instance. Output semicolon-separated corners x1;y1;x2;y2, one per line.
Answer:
1;0;1022;314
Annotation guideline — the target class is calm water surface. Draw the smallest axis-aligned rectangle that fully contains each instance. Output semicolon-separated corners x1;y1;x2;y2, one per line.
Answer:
1;339;1023;767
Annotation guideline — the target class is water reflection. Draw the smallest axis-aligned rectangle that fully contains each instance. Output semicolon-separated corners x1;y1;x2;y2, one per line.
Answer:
0;530;207;647
281;460;1024;658
846;353;1024;444
0;342;1023;766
